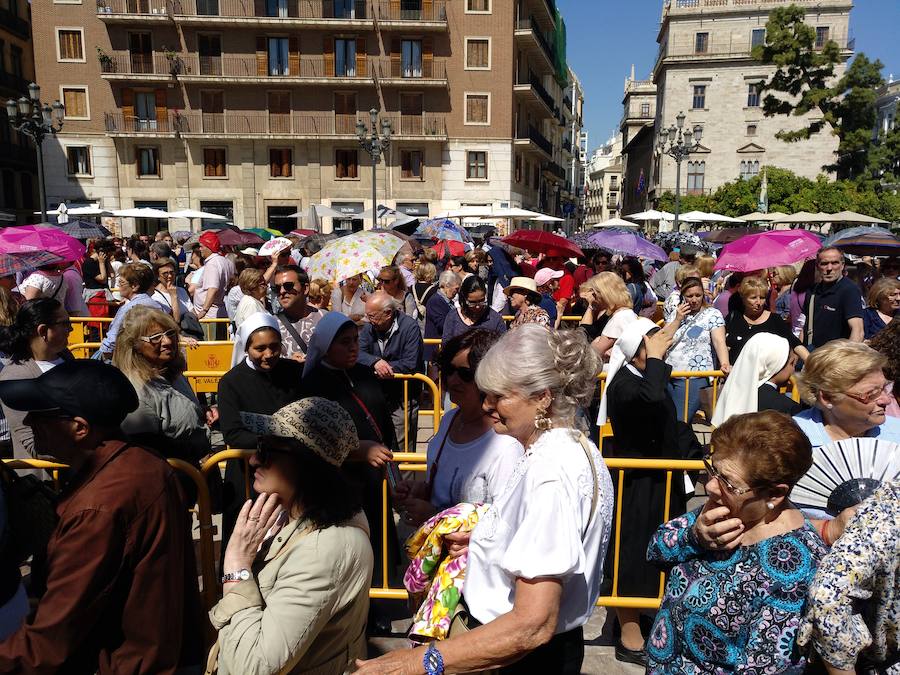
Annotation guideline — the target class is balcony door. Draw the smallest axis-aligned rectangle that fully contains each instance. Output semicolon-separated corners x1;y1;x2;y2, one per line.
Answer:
400;0;422;20
334;92;356;134
129;32;153;74
399;92;423;135
196;0;219;15
198;34;222;76
334;38;357;77
401;39;422;78
201;89;224;133
266;0;287;17
134;91;158;131
267;37;289;76
268;90;290;133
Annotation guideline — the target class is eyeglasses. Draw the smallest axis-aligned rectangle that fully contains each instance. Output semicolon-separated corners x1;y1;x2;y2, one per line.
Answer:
140;329;178;345
702;455;754;496
271;281;302;294
375;276;396;285
842;383;892;405
445;364;475;383
256;439;294;465
464;300;487;309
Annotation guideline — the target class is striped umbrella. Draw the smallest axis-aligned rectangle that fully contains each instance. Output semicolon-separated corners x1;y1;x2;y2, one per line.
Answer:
824;226;900;256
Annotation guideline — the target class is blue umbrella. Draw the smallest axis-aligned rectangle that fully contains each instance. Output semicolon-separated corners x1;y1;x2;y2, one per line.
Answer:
414;218;472;243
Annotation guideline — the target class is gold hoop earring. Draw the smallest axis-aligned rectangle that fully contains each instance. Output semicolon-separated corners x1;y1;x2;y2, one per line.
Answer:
534;408;553;432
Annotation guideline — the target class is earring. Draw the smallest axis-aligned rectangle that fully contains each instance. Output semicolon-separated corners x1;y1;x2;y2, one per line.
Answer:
767;502;775;511
534;408;553;432
826;404;834;409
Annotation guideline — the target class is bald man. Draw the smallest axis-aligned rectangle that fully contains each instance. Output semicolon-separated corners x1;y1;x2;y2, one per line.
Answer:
358;291;424;451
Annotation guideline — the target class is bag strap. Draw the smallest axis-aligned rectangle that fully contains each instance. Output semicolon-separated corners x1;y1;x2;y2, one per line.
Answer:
425;412;456;499
804;292;816;347
348;389;385;444
276;312;309;355
576;432;599;542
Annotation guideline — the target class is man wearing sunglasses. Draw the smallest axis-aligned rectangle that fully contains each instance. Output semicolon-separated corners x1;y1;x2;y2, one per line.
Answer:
357;291;424;451
272;264;324;362
0;361;202;674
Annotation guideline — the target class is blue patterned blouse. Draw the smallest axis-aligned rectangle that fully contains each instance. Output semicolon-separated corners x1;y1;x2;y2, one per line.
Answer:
646;508;828;674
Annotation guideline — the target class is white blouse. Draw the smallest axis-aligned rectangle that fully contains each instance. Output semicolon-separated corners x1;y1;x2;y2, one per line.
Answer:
464;428;614;633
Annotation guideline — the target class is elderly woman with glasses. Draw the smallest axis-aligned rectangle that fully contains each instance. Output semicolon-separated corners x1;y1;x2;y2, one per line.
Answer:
208;397;373;675
113;305;211;471
375;265;417;317
645;410;828;674
441;275;507;344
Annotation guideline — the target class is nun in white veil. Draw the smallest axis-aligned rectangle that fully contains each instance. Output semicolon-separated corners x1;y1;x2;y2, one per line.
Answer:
600;318;700;657
711;333;802;427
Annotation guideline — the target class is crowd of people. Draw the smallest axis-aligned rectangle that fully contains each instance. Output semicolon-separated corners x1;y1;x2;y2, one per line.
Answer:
0;226;897;675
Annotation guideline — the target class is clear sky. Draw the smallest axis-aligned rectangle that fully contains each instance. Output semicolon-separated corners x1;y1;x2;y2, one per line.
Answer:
558;0;900;154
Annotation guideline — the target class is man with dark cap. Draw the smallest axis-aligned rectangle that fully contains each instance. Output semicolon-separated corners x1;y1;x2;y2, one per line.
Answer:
193;230;236;338
0;360;203;674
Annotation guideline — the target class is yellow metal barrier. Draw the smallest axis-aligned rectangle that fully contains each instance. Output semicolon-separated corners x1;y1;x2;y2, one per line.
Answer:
68;316;233;347
392;373;442;452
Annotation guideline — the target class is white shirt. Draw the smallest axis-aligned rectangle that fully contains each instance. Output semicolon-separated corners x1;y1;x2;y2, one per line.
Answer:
18;272;66;300
601;307;638;340
464;428;614;633
426;408;523;511
151;287;192;318
192;253;236;318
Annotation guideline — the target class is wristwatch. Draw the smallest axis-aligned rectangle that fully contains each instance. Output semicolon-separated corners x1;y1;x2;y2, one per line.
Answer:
423;643;444;675
221;568;251;583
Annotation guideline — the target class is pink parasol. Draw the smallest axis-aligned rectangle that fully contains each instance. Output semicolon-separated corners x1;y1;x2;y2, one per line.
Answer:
0;224;86;262
714;230;822;272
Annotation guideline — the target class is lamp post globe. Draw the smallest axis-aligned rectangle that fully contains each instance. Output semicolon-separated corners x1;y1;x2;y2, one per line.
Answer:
657;111;704;233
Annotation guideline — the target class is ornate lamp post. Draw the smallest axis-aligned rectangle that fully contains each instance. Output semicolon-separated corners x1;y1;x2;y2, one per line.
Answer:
6;83;65;224
657;111;702;232
356;108;392;230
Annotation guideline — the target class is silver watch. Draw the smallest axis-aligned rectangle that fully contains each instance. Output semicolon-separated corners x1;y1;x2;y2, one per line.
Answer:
222;568;251;583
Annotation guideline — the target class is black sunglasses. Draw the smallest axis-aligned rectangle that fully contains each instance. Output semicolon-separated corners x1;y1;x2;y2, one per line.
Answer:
271;281;302;294
256;440;294;465
445;364;475;383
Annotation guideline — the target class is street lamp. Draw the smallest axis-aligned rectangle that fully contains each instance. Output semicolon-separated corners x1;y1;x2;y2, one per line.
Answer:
356;108;392;230
6;83;65;224
657;111;702;232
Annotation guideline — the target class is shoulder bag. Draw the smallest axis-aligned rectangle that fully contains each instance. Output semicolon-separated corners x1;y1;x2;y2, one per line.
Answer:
0;460;59;565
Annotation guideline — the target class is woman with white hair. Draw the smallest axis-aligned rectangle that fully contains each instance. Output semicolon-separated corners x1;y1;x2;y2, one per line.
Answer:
357;325;614;675
599;318;700;665
711;332;802;427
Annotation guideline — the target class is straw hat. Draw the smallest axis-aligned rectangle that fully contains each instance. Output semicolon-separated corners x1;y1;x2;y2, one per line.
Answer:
503;276;542;304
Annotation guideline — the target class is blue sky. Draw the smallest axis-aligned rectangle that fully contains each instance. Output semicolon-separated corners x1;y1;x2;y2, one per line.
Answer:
558;0;900;154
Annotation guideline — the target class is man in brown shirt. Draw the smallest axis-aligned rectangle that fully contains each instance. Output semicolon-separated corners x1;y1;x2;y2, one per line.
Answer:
0;360;203;674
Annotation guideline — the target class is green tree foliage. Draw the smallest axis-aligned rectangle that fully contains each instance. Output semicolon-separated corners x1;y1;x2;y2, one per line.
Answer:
657;166;900;223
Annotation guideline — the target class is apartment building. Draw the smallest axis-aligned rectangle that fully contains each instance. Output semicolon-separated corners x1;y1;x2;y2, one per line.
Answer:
0;0;37;224
627;0;852;209
583;136;622;226
32;0;577;234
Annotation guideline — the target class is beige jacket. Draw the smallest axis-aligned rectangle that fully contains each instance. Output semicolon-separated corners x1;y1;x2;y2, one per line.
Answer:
208;512;374;675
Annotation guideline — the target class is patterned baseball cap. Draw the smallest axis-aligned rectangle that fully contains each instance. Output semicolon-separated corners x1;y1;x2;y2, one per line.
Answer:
240;398;358;467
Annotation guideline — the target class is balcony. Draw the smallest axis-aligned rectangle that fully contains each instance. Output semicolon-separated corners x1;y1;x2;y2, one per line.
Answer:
176;53;377;83
372;0;447;28
514;18;555;74
0;6;29;39
515;125;552;159
667;0;852;14
169;0;369;23
543;161;566;181
514;71;555;117
96;0;171;21
99;52;176;81
104;110;447;139
372;57;448;86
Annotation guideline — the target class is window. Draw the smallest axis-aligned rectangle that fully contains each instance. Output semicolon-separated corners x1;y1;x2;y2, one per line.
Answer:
57;29;84;61
334;92;357;133
465;93;489;125
201;89;224;132
198;34;222;76
465;38;489;69
333;0;360;19
203;148;226;177
268;90;290;133
695;32;708;54
515;153;522;183
61;87;89;119
400;149;423;180
137;147;160;177
265;0;286;17
335;38;357;77
135;91;158;130
751;28;766;49
401;39;422;78
196;0;219;15
270;148;293;178
10;46;22;78
747;124;757;136
466;0;489;11
268;37;289;76
199;200;233;228
466;151;487;180
335;148;358;179
66;146;91;175
640;102;650;116
129;32;153;74
740;160;760;180
815;26;830;49
692;84;706;109
747;83;760;107
686;160;705;193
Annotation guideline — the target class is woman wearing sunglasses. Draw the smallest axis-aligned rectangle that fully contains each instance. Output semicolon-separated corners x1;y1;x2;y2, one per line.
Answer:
441;275;507;345
113;306;211;482
393;329;522;527
209;397;373;675
646;410;827;674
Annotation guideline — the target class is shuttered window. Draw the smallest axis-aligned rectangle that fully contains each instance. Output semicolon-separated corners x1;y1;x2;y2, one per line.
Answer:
466;151;487;180
270;148;292;178
58;29;83;61
465;93;488;124
203;148;226;177
400;149;423;180
466;0;489;11
62;87;88;118
137;147;160;177
335;148;358;179
465;39;489;69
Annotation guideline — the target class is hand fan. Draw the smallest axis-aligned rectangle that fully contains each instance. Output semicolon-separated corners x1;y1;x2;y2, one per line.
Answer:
790;437;900;514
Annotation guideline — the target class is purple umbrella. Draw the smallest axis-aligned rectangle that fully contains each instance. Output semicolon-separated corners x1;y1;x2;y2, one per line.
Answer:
0;224;86;262
587;229;668;262
0;250;65;277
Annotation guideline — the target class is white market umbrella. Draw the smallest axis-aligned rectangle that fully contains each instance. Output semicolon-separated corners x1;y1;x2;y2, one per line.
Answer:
531;214;565;222
774;211;824;224
593;217;641;229
112;207;171;219
358;204;402;222
39;204;113;218
680;210;744;224
433;206;495;219
625;209;675;221
829;210;889;225
287;204;352;220
738;211;788;222
168;209;227;221
491;207;544;219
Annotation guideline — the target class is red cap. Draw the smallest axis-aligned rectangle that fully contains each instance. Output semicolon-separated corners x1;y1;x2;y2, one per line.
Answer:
199;231;221;253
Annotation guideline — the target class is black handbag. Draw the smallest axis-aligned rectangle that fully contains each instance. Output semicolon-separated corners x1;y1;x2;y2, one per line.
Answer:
0;461;59;564
179;311;205;340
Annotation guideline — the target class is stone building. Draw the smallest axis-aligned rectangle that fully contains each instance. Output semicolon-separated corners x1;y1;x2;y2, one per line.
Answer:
584;136;622;226
0;0;37;224
31;0;580;235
